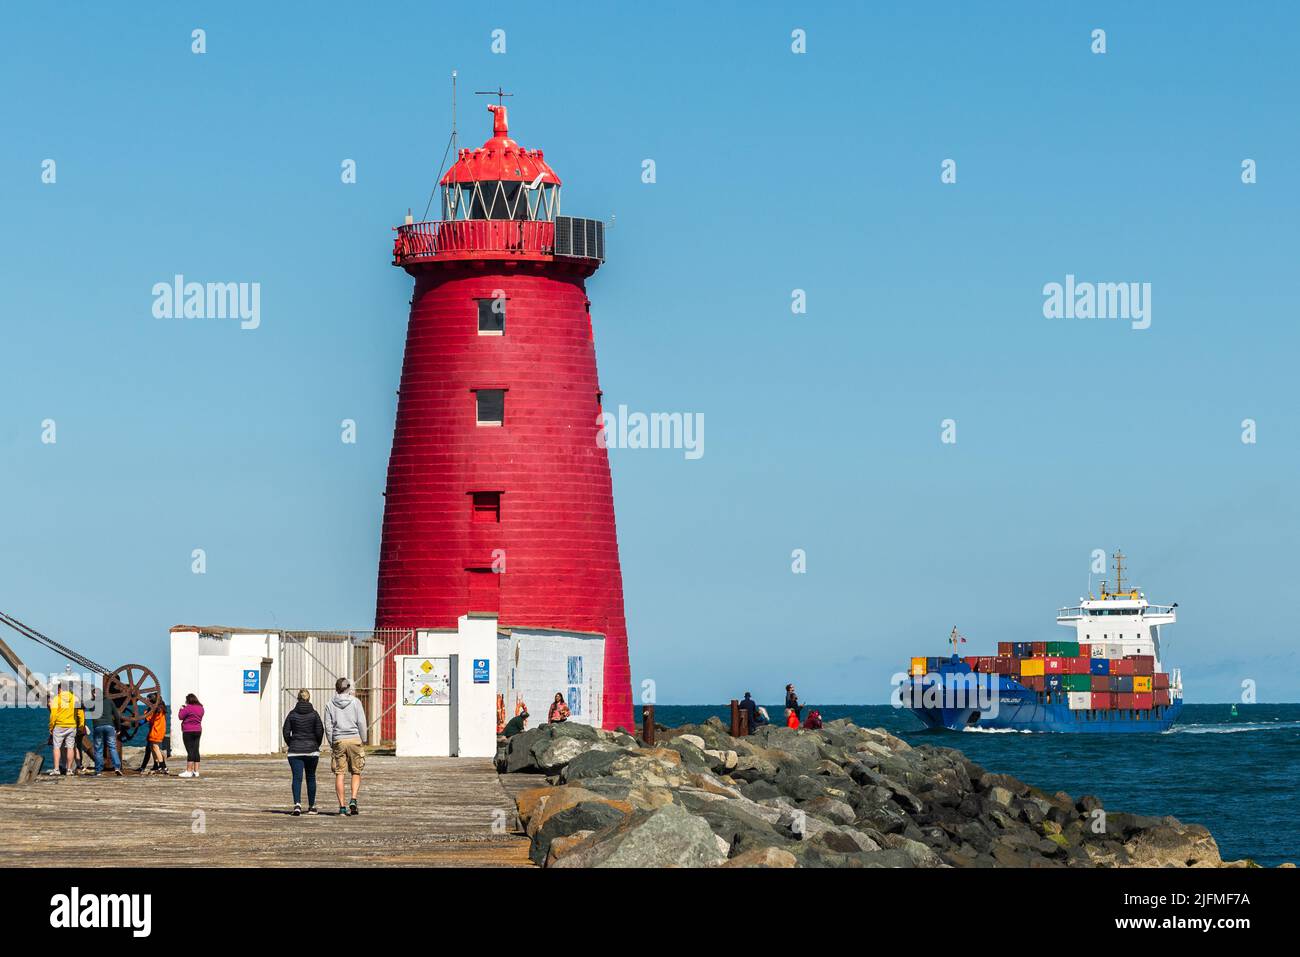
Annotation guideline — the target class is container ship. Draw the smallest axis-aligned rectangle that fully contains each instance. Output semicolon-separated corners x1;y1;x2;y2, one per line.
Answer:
903;551;1184;732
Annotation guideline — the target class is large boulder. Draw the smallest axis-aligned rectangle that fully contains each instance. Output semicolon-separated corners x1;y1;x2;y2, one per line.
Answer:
505;723;619;774
550;803;727;868
531;800;632;865
721;846;799;868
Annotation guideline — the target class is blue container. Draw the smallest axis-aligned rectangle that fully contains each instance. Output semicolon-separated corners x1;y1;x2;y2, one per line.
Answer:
1045;674;1064;690
1014;642;1033;657
1089;657;1110;675
1111;675;1134;693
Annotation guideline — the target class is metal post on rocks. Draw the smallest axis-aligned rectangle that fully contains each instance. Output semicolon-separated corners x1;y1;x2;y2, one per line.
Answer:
730;699;742;737
641;705;655;746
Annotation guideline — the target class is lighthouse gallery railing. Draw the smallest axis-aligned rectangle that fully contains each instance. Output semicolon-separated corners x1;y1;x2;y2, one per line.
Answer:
393;216;604;265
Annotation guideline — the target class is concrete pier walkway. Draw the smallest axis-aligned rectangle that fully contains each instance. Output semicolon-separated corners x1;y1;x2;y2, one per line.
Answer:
0;754;532;867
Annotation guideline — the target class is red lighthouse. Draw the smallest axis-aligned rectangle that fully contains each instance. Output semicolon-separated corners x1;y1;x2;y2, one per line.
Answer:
377;102;632;731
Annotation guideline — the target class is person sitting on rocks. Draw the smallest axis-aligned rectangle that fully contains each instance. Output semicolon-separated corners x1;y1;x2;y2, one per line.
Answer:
754;706;770;728
785;708;799;729
502;709;529;737
548;693;570;724
803;709;823;730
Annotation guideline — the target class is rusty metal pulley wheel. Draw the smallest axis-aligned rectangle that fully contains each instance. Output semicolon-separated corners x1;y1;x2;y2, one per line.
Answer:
105;663;162;742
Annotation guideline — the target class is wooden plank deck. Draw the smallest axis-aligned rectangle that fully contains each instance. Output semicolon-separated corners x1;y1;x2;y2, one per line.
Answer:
0;754;533;867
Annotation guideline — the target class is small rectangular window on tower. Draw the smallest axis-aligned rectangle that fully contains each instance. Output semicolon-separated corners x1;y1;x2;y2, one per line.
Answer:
475;389;505;426
477;298;506;335
471;491;501;523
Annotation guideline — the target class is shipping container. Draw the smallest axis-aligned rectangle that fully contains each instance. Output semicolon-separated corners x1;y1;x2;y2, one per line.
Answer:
1078;643;1091;658
1021;675;1045;691
997;642;1013;657
1105;642;1124;658
1044;641;1062;656
1066;656;1091;675
1153;689;1171;706
1015;642;1034;658
1031;641;1047;656
1115;692;1137;710
910;657;926;677
1062;674;1092;692
1045;674;1063;690
1110;675;1135;693
964;656;980;671
1089;657;1110;676
1090;691;1114;709
1090;675;1110;692
1043;656;1066;673
991;657;1014;675
1153;672;1170;690
1131;655;1155;676
1133;675;1153;693
1089;643;1108;658
1111;657;1135;676
926;656;946;671
1020;658;1045;677
1067;691;1091;710
1133;692;1154;710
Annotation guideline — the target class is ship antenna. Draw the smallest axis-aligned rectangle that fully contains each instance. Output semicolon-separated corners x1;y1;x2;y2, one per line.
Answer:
1114;548;1125;594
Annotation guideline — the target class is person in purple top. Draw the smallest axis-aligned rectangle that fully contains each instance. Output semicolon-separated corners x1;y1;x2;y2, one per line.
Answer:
177;694;205;778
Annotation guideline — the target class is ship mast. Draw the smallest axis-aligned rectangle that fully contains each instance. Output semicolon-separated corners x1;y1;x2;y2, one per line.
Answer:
1114;548;1126;594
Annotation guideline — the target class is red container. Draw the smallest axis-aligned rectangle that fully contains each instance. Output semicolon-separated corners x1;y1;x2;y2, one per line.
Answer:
1044;657;1066;673
1090;675;1110;692
1031;641;1047;656
1115;692;1137;709
1131;655;1155;676
1153;689;1171;706
1111;658;1135;676
964;656;980;670
1078;643;1091;658
1021;675;1045;690
991;657;1012;674
1091;691;1114;709
1153;672;1170;690
997;642;1013;657
1133;692;1154;710
1066;656;1091;675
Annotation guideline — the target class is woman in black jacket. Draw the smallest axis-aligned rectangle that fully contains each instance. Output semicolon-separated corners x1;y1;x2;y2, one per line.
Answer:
283;689;325;816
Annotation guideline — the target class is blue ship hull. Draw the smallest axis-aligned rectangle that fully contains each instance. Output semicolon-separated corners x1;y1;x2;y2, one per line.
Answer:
903;661;1182;733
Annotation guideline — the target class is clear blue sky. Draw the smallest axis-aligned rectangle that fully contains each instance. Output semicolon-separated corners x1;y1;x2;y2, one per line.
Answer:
2;3;1297;704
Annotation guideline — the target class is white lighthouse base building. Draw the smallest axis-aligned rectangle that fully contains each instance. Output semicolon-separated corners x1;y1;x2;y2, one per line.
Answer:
168;615;606;756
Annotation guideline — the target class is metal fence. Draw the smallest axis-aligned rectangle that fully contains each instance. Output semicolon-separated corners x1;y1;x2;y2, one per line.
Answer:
277;629;414;747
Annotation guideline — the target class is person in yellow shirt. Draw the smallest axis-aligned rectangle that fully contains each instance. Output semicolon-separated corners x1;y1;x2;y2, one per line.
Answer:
47;680;85;776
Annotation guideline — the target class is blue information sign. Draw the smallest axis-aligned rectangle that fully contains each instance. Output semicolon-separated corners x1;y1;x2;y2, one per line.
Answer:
243;669;260;693
472;659;490;684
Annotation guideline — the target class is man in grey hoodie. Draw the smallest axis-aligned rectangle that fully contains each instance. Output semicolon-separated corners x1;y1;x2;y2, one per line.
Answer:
324;677;368;816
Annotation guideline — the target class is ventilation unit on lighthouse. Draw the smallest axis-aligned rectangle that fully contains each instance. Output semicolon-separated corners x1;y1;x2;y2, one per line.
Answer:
376;100;632;732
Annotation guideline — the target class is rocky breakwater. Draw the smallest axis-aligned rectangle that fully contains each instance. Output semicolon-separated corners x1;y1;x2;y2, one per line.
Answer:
498;716;1256;868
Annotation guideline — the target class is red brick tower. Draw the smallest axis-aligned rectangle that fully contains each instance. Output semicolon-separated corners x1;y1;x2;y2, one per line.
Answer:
377;103;632;731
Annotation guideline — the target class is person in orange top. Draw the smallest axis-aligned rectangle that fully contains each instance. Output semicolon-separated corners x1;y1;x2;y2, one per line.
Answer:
140;695;169;775
785;708;799;729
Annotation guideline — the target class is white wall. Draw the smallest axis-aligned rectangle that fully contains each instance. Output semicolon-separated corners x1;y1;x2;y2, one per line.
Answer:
169;630;282;755
394;614;498;758
496;627;605;728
